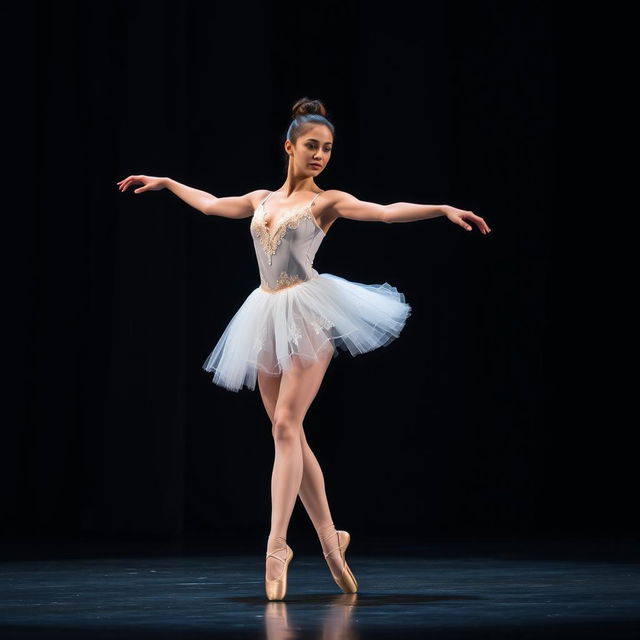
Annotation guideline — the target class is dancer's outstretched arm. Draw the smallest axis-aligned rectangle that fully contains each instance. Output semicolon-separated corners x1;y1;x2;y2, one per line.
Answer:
324;189;491;235
116;174;262;219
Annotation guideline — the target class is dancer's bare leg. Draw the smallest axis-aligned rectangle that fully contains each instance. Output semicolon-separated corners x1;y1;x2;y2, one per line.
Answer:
258;344;344;579
257;345;335;580
297;426;345;580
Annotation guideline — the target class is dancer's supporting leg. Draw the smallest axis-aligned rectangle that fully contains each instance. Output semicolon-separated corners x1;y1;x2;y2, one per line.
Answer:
257;345;335;581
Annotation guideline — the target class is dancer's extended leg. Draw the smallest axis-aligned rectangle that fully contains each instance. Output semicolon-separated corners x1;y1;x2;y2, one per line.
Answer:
298;427;344;580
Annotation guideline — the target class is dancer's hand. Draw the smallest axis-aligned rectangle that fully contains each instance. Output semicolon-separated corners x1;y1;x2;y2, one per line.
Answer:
116;175;167;194
443;205;491;235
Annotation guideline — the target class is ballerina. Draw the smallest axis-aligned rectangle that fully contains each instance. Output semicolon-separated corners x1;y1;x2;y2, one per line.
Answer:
116;95;491;601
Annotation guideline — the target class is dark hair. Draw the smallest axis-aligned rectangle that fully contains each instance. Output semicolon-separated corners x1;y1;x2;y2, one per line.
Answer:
282;97;335;171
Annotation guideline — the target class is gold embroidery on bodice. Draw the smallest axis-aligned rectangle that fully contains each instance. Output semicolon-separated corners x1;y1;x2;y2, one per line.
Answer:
250;189;326;294
260;271;305;293
250;193;324;266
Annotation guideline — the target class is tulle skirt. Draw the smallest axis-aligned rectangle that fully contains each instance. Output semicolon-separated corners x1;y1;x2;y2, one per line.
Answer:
202;272;412;392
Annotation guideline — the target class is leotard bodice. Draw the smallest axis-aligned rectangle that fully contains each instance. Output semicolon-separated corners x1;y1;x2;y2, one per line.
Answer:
250;189;325;292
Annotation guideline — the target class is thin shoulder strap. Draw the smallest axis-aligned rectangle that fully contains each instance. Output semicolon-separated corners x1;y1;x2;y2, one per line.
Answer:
309;189;324;207
260;190;276;207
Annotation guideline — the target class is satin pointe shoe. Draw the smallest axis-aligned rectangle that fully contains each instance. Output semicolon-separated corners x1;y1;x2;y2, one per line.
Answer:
323;530;358;593
265;543;294;601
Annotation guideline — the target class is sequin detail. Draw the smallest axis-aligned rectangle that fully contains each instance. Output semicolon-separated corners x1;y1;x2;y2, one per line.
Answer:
310;313;336;335
287;320;302;346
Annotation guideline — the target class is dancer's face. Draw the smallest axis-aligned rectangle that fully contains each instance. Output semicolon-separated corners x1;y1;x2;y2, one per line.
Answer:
287;124;333;176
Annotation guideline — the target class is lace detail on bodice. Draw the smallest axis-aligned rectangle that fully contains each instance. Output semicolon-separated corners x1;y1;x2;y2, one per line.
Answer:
250;191;324;266
250;189;326;293
260;271;306;292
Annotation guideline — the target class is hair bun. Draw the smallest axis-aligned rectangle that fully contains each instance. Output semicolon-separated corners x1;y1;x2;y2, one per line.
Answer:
291;96;328;119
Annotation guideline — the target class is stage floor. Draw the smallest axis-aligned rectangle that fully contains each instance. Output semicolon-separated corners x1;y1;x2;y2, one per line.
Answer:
1;536;639;639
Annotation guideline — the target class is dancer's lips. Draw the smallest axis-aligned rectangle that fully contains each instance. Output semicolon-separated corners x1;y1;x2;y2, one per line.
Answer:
309;163;322;169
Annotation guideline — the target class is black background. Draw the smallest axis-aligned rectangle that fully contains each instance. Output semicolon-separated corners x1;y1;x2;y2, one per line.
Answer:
3;0;634;550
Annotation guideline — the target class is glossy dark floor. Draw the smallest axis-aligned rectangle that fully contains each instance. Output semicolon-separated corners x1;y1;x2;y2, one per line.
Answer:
1;536;639;639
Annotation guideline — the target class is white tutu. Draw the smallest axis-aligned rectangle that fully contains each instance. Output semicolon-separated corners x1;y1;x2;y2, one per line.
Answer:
202;272;412;392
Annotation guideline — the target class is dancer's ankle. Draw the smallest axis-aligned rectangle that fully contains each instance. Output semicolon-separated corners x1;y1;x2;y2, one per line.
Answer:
316;521;336;541
267;534;287;549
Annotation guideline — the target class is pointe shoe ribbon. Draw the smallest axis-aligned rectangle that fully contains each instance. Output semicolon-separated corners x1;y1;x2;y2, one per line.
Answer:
322;530;358;593
265;543;293;601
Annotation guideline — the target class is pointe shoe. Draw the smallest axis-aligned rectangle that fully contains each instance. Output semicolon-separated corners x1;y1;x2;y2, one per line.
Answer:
265;543;294;601
323;530;358;593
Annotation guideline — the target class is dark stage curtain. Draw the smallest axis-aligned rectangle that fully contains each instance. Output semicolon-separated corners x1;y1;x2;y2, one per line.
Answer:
4;0;630;545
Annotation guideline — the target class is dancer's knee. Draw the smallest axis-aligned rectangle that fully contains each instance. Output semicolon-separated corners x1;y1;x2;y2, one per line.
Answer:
272;412;301;443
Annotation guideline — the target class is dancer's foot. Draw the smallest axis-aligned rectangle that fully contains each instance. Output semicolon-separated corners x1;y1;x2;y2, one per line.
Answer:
266;535;289;582
321;526;358;593
317;522;345;581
